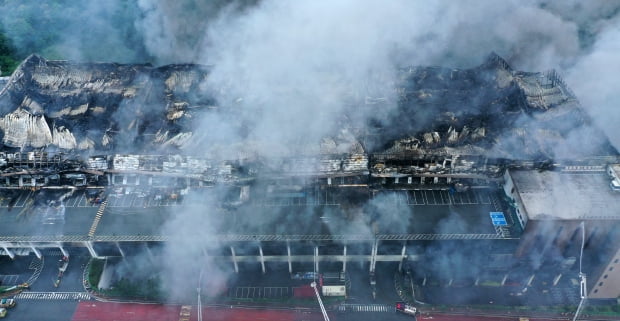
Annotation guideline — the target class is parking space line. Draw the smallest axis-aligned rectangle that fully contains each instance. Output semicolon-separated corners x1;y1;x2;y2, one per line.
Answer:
14;191;31;207
75;193;84;207
480;191;491;204
438;190;447;205
446;190;454;205
10;193;23;208
468;190;477;204
75;192;83;207
454;193;463;205
124;194;136;207
67;194;77;207
428;190;436;205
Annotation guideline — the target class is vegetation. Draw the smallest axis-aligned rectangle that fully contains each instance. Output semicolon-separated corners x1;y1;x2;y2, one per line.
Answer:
0;0;153;76
426;303;620;317
0;32;18;76
87;258;105;289
99;276;164;301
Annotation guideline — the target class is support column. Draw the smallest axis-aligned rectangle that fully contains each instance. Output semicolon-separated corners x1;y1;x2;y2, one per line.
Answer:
2;245;14;259
259;244;265;274
115;242;125;257
84;241;99;258
144;242;153;259
287;242;292;274
230;246;239;274
314;246;319;274
370;240;378;273
342;245;347;273
30;245;42;260
398;244;407;272
57;243;69;258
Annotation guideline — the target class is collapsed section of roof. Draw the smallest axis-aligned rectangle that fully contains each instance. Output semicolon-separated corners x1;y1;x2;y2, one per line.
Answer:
375;53;613;159
0;53;614;160
0;54;210;152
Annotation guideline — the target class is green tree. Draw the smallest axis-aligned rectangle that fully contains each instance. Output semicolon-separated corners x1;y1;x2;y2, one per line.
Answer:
0;32;19;76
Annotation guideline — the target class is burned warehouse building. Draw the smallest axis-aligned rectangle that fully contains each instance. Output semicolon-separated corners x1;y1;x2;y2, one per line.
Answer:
0;52;619;305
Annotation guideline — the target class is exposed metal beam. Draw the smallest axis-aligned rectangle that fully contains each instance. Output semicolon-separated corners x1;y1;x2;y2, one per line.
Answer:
287;242;292;274
259;244;266;274
342;245;347;273
230;246;239;273
0;233;513;243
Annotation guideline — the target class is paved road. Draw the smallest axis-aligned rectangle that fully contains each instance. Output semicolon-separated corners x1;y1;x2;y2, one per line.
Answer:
417;313;571;321
0;297;79;321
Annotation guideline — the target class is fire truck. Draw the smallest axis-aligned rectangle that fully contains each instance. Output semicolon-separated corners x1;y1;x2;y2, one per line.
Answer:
395;302;418;318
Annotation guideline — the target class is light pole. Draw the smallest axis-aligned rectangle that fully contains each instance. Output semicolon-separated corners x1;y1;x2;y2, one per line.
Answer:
197;266;204;321
573;221;586;321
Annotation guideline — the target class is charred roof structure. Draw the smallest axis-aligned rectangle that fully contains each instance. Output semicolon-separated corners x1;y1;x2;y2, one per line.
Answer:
0;53;615;159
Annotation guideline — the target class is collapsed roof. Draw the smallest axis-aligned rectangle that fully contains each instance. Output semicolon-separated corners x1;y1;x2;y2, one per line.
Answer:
0;53;614;160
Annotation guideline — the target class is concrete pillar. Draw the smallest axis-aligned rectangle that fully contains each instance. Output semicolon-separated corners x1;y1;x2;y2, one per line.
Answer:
342;245;347;273
58;244;69;258
18;176;23;187
30;246;42;259
107;174;112;185
398;244;407;272
115;242;125;257
314;246;319;273
85;241;99;258
327;177;332;185
230;246;239;274
144;243;153;259
370;240;378;273
395;177;399;184
287;242;292;274
526;274;535;287
420;177;424;184
2;245;14;259
407;177;412;184
259;244;266;274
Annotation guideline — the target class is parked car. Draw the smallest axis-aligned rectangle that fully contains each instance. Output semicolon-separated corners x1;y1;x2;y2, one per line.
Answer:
0;299;15;308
